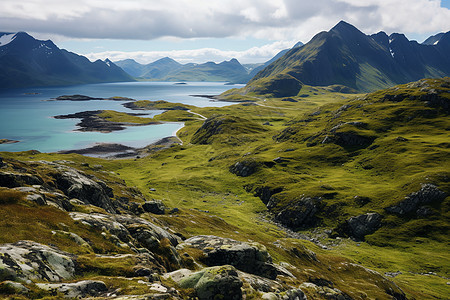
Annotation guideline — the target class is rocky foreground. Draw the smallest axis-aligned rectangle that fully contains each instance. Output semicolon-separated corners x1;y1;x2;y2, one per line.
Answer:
0;156;407;299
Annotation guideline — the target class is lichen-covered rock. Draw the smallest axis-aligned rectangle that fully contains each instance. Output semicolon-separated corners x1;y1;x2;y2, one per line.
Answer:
70;212;131;244
53;166;115;213
0;241;76;282
36;280;107;298
178;235;277;279
385;184;446;215
69;212;182;270
300;282;352;300
262;289;306;300
179;265;243;300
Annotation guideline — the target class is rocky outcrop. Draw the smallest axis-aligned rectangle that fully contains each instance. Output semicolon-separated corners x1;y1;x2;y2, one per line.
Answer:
53;166;116;213
385;184;446;216
299;282;352;300
335;213;383;241
253;186;283;205
36;280;107;298
69;212;182;270
177;235;277;279
142;200;166;214
229;159;260;177
273;197;322;230
177;265;243;300
0;171;43;188
0;241;76;282
261;289;306;300
322;131;374;149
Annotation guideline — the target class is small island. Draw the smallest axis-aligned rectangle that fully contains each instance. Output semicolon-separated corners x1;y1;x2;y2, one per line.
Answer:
50;94;135;101
0;139;20;144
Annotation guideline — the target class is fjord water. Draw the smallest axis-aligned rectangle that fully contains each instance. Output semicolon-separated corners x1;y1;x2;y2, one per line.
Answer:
0;82;240;153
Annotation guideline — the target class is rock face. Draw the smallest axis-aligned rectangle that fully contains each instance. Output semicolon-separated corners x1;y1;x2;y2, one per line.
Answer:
0;171;43;188
385;184;446;215
339;213;383;241
178;265;243;300
253;186;283;205
36;280;107;298
0;241;76;282
69;212;182;271
273;197;321;230
229;159;260;177
54;166;116;213
142;200;165;214
177;235;277;279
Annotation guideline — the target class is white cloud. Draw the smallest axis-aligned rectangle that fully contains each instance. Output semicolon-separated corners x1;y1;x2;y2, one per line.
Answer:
84;40;298;64
1;0;448;43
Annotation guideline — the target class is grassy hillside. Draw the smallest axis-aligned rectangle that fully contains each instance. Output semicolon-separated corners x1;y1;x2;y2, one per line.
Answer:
0;78;448;299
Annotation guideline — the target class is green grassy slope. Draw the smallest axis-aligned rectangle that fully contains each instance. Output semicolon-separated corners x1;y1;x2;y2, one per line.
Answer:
0;78;448;299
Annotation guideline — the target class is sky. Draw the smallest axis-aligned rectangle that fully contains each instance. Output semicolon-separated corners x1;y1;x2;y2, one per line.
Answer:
0;0;449;64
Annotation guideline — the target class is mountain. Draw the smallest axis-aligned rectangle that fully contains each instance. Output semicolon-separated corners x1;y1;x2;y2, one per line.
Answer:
422;32;445;45
116;57;182;78
243;21;450;94
247;41;304;79
116;57;249;83
0;32;133;89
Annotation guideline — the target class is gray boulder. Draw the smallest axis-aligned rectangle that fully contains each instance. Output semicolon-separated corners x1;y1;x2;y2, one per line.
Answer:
178;265;243;300
69;212;182;270
178;235;277;279
346;213;382;241
53;166;115;213
274;197;321;229
0;241;76;282
385;184;446;215
36;280;107;298
229;159;260;177
142;200;165;215
262;289;306;300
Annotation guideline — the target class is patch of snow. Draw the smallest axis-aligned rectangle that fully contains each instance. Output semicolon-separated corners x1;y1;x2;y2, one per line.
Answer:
0;33;16;47
434;40;439;45
389;48;395;58
105;60;111;67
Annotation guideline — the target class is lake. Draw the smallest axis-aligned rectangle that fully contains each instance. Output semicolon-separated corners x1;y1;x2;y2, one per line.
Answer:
0;81;242;153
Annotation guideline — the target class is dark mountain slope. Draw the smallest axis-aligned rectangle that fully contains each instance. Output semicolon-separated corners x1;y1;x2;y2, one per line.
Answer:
0;32;133;89
246;21;450;93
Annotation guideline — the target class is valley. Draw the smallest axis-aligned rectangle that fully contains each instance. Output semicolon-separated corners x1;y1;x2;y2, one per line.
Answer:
1;77;448;299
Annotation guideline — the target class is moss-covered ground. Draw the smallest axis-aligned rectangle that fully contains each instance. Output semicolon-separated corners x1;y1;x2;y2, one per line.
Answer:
0;78;448;299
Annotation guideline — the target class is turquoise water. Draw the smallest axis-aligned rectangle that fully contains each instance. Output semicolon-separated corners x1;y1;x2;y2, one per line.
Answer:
0;82;241;153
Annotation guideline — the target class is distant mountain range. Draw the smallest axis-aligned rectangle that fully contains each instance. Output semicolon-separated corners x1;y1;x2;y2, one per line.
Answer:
115;57;252;83
0;32;133;89
116;42;304;84
245;21;450;94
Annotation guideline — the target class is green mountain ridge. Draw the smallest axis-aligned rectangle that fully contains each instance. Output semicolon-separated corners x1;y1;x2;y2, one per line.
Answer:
236;21;450;95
